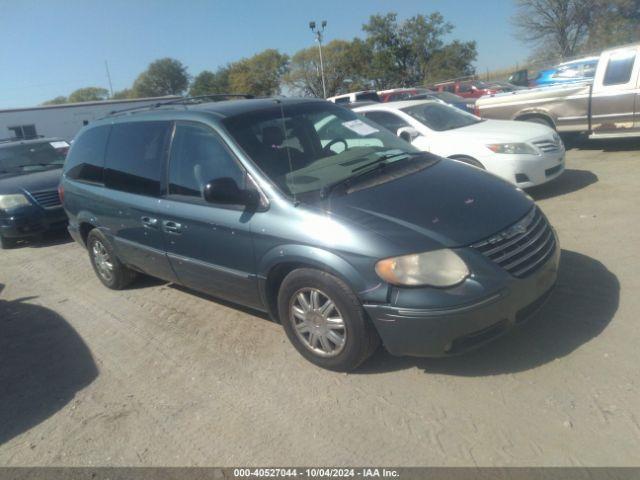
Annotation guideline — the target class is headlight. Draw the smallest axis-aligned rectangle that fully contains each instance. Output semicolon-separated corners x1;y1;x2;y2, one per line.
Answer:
486;143;537;155
375;249;469;287
0;194;30;210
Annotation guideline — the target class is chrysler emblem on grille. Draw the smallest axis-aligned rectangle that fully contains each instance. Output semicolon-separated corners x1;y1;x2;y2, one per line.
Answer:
485;210;534;244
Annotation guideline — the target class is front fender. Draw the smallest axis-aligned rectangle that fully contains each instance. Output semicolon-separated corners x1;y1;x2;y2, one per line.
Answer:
257;244;388;304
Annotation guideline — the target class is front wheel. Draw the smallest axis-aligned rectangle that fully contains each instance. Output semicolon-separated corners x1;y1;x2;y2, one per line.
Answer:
449;155;485;169
278;268;380;371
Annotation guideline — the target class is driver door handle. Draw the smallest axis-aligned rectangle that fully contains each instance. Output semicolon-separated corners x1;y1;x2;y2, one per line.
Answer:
162;220;182;234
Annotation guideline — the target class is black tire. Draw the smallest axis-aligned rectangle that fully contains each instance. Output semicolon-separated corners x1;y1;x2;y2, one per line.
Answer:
0;235;17;250
450;155;485;169
86;229;137;290
277;268;380;371
521;116;555;129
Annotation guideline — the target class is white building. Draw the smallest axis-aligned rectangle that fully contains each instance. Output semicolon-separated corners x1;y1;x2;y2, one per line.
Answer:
0;96;181;141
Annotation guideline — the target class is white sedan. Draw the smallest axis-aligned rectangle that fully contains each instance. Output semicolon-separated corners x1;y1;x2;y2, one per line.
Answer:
354;99;565;188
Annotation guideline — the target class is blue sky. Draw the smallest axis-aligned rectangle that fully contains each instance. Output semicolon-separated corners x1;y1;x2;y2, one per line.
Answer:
0;0;526;108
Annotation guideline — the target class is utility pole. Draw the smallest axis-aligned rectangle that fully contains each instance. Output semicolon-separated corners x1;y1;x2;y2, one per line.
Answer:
309;20;327;99
105;60;114;98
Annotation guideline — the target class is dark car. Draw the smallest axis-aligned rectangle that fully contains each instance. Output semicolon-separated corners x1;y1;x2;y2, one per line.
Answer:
0;137;69;248
61;97;559;371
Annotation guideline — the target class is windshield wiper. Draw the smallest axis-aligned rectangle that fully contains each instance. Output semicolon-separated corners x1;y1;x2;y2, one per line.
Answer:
320;152;422;199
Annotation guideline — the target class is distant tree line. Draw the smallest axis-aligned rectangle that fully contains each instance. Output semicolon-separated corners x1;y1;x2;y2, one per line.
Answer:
513;0;640;63
42;3;639;106
43;11;477;104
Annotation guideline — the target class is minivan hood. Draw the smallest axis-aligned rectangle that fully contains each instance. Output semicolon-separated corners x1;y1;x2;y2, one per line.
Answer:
320;159;533;250
0;168;62;195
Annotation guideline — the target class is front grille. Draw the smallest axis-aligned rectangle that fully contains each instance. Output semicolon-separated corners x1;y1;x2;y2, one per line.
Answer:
29;189;61;208
532;139;560;153
471;207;556;278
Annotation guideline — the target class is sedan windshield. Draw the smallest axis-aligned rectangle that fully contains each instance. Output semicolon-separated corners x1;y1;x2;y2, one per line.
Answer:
223;102;424;196
402;102;481;132
0;141;67;175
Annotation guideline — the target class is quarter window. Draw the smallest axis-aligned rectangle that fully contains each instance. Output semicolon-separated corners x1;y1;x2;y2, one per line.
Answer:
64;125;110;184
168;123;244;200
104;121;171;197
603;52;636;86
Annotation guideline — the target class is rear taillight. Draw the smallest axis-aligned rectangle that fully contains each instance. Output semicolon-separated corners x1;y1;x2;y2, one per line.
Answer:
474;104;481;117
58;184;64;204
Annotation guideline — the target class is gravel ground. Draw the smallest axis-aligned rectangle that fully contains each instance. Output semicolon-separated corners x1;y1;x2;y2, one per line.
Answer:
1;138;639;466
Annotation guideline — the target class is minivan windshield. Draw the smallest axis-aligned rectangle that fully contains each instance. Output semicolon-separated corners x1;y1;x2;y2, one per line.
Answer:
402;102;482;132
223;102;427;196
0;141;68;176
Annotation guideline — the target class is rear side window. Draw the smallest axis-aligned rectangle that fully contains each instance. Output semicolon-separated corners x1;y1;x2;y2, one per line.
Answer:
104;121;171;197
603;52;636;86
64;125;110;184
168;123;244;200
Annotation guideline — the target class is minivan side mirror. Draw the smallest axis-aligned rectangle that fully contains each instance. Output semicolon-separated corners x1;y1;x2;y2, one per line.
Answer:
397;126;420;143
204;177;255;206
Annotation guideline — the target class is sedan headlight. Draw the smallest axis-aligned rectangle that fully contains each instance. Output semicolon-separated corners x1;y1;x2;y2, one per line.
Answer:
0;194;30;210
375;249;469;287
486;143;537;155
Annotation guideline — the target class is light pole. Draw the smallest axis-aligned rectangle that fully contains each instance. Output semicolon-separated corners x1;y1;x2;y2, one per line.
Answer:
309;20;327;99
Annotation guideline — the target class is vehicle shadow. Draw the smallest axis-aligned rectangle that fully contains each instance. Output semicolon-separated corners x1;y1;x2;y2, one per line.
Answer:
359;250;619;376
565;136;640;152
0;284;98;445
527;169;598;200
10;228;73;249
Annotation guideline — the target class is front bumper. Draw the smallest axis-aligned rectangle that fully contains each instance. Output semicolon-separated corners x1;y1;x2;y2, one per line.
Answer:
480;150;565;188
364;243;560;357
0;207;68;239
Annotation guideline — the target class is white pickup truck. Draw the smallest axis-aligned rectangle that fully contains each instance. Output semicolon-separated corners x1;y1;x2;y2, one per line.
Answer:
476;43;640;139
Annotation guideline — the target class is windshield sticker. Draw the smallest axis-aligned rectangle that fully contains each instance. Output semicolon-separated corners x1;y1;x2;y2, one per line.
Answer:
49;141;69;149
342;119;379;136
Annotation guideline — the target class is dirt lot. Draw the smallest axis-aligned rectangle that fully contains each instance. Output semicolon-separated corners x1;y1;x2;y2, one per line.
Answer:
1;139;639;467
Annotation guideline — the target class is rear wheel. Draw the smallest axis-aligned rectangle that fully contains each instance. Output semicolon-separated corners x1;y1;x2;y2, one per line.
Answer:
87;229;137;289
0;235;17;250
278;268;379;371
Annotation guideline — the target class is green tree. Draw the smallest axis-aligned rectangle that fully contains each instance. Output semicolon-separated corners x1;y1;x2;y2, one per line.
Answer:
227;49;289;96
111;88;134;100
189;68;231;96
67;87;110;103
512;0;595;60
584;0;640;52
42;96;68;105
285;39;371;97
132;58;190;97
362;12;476;88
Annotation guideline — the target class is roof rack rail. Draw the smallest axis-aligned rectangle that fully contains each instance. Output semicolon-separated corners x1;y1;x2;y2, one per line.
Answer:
107;93;255;117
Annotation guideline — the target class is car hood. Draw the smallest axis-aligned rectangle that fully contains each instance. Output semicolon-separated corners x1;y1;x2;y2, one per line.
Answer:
0;168;62;195
318;158;534;250
443;119;552;143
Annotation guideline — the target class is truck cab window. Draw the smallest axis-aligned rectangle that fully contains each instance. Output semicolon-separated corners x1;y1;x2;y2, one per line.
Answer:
603;52;636;86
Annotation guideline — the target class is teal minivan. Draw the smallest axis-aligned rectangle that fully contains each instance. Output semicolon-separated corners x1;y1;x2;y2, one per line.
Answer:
61;96;559;371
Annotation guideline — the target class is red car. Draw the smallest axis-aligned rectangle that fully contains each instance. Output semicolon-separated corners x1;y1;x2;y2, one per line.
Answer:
430;80;501;99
